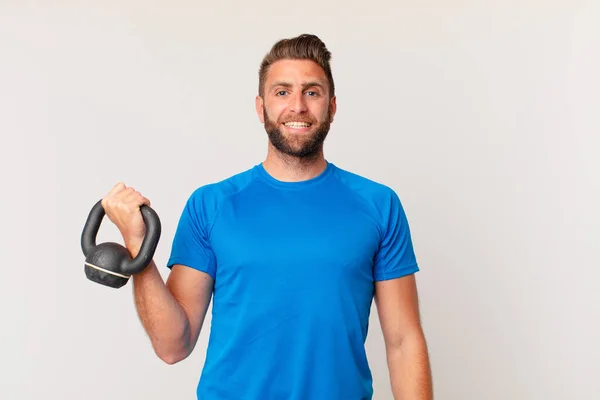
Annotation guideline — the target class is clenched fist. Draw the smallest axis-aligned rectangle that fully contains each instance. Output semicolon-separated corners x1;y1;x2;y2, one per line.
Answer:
101;182;151;247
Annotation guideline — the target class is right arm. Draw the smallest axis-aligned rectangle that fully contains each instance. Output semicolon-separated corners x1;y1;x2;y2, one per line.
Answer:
129;250;213;364
102;183;214;364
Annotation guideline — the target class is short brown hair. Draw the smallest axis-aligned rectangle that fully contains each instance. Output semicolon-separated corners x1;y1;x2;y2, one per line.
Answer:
258;33;335;98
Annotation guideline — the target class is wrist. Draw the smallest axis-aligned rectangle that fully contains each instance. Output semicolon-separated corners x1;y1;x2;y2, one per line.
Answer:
124;238;143;256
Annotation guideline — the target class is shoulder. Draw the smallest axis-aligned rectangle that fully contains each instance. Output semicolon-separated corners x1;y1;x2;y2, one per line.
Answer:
331;163;402;208
185;165;258;211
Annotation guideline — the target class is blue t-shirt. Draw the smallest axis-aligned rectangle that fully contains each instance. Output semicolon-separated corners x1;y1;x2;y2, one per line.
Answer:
167;161;419;400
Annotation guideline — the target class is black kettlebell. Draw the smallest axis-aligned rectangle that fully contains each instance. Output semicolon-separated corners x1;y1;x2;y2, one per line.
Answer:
81;199;161;288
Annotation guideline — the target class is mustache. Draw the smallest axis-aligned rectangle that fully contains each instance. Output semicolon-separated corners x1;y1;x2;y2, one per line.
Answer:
278;116;316;124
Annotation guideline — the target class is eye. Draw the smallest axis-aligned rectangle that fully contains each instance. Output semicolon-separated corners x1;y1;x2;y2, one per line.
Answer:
276;90;288;96
306;91;318;97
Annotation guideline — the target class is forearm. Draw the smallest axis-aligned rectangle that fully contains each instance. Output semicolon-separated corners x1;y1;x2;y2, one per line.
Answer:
387;332;433;400
128;242;191;363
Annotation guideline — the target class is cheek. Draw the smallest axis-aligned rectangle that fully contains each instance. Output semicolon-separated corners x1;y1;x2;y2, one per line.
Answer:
264;103;285;121
311;103;330;120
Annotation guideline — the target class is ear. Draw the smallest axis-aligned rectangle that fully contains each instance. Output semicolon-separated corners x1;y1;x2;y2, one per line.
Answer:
328;95;337;123
256;95;265;123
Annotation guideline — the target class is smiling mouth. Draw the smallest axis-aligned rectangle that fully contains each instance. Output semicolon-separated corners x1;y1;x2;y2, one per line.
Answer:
283;121;312;129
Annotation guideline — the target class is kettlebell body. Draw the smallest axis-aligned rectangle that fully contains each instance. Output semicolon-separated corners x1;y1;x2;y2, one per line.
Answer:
81;199;161;288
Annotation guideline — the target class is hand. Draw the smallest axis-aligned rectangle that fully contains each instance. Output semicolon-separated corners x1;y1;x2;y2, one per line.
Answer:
101;182;151;247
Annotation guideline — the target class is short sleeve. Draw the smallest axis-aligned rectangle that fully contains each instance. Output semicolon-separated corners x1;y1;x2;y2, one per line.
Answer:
373;190;419;281
167;190;217;279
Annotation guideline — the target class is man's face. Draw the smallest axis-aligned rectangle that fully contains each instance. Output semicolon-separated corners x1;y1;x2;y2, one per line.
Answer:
256;59;337;159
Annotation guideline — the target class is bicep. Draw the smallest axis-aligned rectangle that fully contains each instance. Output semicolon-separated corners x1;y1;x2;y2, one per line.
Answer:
166;264;214;346
374;273;423;348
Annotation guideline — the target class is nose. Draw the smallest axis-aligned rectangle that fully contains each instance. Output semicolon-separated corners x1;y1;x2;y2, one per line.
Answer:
290;92;308;114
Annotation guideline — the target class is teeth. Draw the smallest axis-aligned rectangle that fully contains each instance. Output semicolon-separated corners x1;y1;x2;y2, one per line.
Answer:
284;122;311;128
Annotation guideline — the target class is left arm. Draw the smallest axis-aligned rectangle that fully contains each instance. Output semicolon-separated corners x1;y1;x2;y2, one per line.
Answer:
374;273;433;400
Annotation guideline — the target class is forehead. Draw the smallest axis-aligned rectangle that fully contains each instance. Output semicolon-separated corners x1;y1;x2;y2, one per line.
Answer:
265;59;327;85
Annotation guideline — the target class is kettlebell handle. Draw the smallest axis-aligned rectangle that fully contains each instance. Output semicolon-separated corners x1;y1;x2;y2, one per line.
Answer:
81;199;161;275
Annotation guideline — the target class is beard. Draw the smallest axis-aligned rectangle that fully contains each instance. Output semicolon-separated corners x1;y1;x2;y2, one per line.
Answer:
263;108;331;159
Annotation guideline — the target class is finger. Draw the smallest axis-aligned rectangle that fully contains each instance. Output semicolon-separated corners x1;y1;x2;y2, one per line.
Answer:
123;190;150;209
113;187;134;202
101;182;126;209
115;189;138;208
108;182;127;196
103;183;127;207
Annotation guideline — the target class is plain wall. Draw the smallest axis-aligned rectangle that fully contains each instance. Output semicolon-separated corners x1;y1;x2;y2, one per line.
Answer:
1;1;598;399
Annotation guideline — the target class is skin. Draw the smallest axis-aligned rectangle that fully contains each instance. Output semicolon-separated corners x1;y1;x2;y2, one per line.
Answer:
256;58;337;182
100;58;433;398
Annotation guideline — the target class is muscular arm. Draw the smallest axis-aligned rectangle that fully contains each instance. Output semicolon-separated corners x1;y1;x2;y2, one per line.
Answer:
375;274;433;399
99;183;213;364
128;241;214;364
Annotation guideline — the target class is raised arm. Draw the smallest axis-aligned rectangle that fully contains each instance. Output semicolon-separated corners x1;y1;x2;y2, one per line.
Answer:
102;182;214;364
130;255;213;364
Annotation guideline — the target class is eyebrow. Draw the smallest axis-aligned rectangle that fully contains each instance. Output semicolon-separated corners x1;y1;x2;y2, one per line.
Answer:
269;81;326;92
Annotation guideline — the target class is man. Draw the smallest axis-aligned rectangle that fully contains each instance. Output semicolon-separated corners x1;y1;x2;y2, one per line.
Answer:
101;33;433;400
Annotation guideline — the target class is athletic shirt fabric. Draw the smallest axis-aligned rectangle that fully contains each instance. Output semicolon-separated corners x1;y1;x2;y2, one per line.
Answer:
167;161;420;400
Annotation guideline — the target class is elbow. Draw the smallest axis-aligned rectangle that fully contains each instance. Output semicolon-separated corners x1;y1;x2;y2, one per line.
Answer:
155;345;191;365
157;350;188;365
386;329;427;352
152;320;196;365
160;354;184;365
157;351;178;365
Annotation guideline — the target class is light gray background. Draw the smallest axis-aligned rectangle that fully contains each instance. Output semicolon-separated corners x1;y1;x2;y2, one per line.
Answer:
1;1;598;399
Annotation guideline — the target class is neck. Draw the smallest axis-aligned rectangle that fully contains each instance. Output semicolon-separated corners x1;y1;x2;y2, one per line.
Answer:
262;145;327;182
